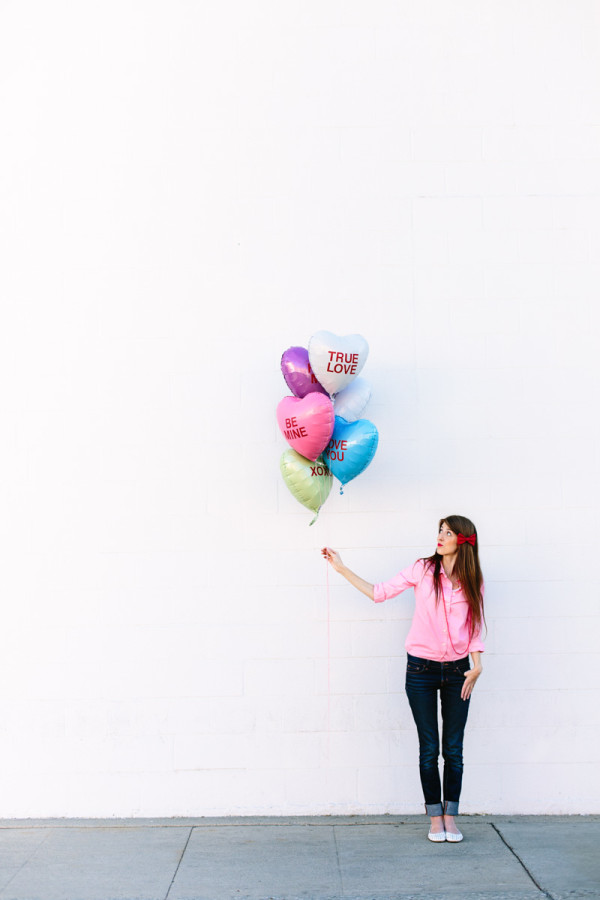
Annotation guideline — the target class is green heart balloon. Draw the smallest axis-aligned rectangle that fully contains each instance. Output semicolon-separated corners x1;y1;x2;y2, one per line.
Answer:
280;449;333;524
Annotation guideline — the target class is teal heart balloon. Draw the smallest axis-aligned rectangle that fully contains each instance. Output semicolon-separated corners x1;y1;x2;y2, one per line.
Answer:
323;416;379;485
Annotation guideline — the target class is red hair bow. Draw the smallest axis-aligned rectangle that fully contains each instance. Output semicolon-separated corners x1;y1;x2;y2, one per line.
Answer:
457;533;476;546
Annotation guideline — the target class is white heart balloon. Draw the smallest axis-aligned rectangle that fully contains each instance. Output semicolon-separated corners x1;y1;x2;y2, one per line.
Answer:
333;377;371;422
308;330;369;396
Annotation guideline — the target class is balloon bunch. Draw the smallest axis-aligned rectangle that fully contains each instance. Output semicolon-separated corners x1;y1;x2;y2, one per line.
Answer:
277;330;379;524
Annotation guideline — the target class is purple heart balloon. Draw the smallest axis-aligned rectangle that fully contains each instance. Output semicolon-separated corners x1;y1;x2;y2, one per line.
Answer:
281;346;328;398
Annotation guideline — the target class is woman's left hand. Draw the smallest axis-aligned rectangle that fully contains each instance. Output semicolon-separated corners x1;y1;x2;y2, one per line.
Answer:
461;665;482;700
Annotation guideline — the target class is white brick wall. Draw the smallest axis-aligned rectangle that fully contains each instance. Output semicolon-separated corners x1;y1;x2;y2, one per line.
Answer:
0;1;598;817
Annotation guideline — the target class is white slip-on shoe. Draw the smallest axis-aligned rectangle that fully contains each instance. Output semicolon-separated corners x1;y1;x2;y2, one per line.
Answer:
427;830;446;842
445;830;463;842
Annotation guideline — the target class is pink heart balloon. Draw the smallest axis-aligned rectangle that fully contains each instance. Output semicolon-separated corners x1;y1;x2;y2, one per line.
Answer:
276;393;335;462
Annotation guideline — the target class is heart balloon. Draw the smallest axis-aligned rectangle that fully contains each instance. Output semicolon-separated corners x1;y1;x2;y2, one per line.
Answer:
333;377;371;423
323;416;379;485
276;392;335;462
280;449;333;521
281;346;328;398
308;330;369;396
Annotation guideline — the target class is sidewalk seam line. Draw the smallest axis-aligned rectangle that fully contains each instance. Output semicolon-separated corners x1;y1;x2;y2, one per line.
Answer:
491;823;554;900
164;825;194;900
332;825;344;897
0;829;52;897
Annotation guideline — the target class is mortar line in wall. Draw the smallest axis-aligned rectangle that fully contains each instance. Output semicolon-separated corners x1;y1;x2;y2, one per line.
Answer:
490;823;553;900
164;825;194;900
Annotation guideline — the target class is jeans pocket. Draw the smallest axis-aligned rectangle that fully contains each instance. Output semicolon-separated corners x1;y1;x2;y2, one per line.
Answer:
407;662;426;674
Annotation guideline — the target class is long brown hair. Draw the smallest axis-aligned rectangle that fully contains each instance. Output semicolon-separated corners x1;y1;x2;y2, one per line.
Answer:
422;514;486;642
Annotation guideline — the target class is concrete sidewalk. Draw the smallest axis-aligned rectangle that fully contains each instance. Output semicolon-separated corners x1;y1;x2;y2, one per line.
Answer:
0;815;598;900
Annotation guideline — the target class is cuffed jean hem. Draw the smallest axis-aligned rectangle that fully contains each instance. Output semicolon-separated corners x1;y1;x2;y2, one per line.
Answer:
425;803;444;816
425;801;459;816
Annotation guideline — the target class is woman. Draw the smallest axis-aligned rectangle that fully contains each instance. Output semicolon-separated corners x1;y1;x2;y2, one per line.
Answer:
322;514;485;843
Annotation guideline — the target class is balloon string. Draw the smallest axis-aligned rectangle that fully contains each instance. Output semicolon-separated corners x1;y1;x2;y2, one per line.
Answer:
326;545;331;762
309;453;328;527
313;457;331;762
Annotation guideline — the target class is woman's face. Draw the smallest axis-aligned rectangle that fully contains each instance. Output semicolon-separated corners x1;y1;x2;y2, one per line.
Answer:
437;522;458;556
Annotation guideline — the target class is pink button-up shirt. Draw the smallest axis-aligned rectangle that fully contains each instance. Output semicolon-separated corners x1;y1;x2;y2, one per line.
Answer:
373;558;485;661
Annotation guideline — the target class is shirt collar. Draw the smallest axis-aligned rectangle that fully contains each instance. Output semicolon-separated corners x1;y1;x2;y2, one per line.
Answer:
440;568;460;587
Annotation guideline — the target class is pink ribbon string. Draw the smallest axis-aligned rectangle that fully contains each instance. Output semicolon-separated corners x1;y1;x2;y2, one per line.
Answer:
326;552;331;756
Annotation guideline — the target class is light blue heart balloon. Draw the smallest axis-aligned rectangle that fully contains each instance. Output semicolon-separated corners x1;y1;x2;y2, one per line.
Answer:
323;416;379;485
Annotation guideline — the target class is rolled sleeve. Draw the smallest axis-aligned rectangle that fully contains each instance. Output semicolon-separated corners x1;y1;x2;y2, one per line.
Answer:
468;582;486;652
373;560;423;604
468;632;485;653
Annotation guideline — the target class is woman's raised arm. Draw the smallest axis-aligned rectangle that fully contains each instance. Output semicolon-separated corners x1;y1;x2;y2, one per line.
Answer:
321;547;375;601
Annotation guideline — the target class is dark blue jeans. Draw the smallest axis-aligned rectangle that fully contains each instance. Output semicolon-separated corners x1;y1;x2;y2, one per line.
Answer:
405;653;471;817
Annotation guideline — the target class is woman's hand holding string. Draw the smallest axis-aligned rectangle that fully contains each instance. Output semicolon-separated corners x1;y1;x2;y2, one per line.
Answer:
321;547;344;573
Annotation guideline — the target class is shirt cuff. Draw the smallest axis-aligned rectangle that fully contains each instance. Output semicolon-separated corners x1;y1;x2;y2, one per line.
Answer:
372;583;386;603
